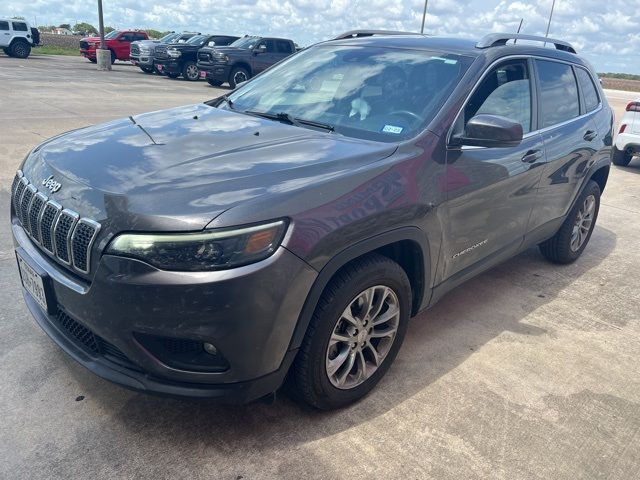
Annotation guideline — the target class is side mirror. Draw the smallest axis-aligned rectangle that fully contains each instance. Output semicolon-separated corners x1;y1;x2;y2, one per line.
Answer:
254;44;267;55
453;114;523;148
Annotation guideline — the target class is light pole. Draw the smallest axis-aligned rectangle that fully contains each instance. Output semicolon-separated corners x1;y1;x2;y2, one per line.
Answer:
96;0;111;70
420;0;428;34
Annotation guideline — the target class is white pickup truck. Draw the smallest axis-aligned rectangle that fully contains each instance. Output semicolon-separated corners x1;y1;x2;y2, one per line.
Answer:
0;18;39;59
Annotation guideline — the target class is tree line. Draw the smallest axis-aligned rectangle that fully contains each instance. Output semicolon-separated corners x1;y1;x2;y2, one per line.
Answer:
36;22;170;39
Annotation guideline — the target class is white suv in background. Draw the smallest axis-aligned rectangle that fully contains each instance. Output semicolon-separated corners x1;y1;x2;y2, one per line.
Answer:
0;17;36;59
614;100;640;166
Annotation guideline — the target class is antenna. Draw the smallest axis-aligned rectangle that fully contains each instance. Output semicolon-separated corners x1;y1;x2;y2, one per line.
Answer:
514;18;523;44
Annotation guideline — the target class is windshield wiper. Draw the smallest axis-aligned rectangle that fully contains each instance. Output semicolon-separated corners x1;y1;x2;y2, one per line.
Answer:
244;110;334;132
215;94;235;110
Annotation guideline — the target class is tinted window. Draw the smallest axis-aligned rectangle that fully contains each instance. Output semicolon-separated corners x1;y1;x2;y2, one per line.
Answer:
536;60;579;128
257;39;276;52
276;40;292;54
12;22;28;31
134;33;146;41
465;59;532;133
575;67;600;113
225;46;473;142
0;21;9;30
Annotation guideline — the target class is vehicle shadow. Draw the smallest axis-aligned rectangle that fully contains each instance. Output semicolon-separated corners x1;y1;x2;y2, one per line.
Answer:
61;225;618;461
616;156;640;172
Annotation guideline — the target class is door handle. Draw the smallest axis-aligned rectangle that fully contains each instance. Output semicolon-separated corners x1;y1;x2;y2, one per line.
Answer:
521;149;542;163
583;130;597;141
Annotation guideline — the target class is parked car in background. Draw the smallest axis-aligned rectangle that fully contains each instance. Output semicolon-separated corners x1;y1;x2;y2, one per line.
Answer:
154;34;239;81
130;32;199;74
197;35;296;87
10;31;613;409
80;30;149;64
0;17;38;58
613;99;640;166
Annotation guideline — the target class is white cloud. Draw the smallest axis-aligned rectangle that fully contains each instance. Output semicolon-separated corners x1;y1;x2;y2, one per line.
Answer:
4;0;638;73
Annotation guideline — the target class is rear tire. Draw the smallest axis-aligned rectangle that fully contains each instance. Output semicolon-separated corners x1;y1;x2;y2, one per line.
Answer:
612;146;633;166
182;61;200;81
539;180;601;264
290;253;411;410
207;79;223;87
10;40;31;59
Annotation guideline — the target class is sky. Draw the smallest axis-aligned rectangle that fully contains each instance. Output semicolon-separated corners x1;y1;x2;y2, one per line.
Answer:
3;0;639;73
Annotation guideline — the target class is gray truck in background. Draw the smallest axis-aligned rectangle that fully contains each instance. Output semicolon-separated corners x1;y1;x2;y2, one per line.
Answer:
130;31;198;73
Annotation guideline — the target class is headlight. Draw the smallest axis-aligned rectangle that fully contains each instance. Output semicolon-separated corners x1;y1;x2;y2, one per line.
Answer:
168;48;181;57
213;52;228;62
106;220;288;271
139;45;151;53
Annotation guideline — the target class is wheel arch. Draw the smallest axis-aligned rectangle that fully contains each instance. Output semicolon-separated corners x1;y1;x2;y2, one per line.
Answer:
287;227;431;352
230;61;252;77
589;164;609;194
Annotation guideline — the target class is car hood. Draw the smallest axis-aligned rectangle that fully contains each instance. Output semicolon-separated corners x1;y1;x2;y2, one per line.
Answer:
205;46;247;55
81;36;100;43
23;104;397;231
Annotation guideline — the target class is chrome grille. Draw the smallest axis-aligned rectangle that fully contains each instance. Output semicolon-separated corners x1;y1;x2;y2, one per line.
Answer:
197;51;210;62
11;170;101;275
154;44;168;59
130;43;140;56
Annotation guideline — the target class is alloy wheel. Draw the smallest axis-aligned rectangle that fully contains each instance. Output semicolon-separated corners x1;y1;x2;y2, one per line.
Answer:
186;64;199;80
570;194;595;252
233;71;248;85
325;285;400;389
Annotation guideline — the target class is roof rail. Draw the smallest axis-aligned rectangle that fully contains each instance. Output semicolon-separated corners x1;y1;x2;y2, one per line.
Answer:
476;33;576;54
333;30;420;40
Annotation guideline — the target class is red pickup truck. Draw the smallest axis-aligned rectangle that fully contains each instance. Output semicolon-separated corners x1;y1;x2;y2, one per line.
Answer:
80;30;149;64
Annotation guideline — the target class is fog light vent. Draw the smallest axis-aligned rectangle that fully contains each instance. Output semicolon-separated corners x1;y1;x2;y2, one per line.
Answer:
134;333;229;372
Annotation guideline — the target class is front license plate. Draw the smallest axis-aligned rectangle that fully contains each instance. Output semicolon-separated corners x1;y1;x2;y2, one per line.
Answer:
156;64;163;71
199;71;206;79
16;252;49;312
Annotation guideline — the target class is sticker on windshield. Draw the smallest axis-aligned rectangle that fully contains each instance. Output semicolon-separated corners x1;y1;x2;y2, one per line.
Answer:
382;125;403;134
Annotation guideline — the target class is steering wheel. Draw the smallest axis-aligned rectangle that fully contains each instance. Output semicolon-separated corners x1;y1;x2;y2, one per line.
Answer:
388;110;422;123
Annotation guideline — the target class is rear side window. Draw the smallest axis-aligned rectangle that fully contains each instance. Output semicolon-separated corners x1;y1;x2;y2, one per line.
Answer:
0;21;9;30
12;22;28;31
575;67;600;113
258;39;276;53
465;59;532;133
536;59;579;128
276;40;293;54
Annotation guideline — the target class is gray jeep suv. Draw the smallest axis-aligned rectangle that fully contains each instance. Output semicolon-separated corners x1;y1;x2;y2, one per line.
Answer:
11;31;613;409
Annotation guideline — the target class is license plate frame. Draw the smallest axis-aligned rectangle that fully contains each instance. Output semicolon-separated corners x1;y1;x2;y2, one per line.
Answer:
16;249;56;314
156;64;163;72
199;70;207;79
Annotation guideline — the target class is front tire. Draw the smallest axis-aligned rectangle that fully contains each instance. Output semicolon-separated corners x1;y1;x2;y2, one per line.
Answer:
612;146;633;166
140;66;154;74
182;61;200;81
539;180;601;264
229;66;250;89
10;40;31;59
207;79;223;87
167;72;180;79
110;50;116;64
290;254;411;410
3;47;12;57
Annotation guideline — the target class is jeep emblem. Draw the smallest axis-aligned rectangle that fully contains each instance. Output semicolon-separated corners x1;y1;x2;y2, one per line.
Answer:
42;175;61;193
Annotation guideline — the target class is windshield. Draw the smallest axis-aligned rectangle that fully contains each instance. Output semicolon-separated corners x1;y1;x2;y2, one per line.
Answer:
105;31;119;39
224;45;473;142
186;35;206;46
160;32;179;44
230;37;259;49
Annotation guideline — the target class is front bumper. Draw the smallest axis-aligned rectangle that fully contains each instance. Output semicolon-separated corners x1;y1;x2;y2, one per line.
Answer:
13;221;317;402
197;62;231;83
154;59;182;74
131;53;154;67
80;48;97;60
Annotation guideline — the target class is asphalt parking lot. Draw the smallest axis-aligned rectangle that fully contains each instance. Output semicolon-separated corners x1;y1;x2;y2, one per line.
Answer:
1;54;639;479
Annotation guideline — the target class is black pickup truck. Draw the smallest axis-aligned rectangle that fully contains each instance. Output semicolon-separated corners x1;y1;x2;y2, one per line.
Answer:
154;34;239;81
197;35;297;87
